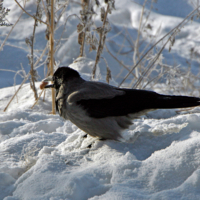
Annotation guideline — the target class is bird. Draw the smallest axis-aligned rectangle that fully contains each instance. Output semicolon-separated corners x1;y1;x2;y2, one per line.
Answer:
41;66;200;141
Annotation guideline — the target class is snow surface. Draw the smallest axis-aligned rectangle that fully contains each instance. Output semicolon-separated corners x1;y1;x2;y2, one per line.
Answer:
1;0;200;199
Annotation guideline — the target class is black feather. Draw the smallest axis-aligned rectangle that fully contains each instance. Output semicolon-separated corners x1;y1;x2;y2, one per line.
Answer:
77;88;200;118
54;66;80;80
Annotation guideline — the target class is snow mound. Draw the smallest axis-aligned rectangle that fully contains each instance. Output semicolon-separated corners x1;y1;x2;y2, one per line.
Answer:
1;76;200;199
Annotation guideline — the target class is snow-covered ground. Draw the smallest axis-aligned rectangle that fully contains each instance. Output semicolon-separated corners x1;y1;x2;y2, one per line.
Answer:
1;0;200;199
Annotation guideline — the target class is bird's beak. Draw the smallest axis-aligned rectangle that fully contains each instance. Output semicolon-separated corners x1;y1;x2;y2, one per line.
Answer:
42;76;54;88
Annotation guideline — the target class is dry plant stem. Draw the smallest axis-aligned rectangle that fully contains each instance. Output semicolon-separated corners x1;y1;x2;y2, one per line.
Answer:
14;0;47;25
41;0;51;31
30;5;40;100
5;44;28;52
107;30;134;54
101;57;111;83
118;6;200;87
0;8;23;51
141;0;154;30
105;45;136;78
80;0;86;57
80;33;85;57
31;89;44;109
56;15;74;50
0;69;18;73
55;0;69;13
107;26;125;40
143;68;170;89
79;0;90;57
56;14;82;58
134;33;178;89
35;44;48;69
50;0;56;114
92;3;110;79
3;73;30;112
54;4;68;30
116;33;130;55
41;0;55;113
133;0;147;79
43;90;46;101
4;44;48;112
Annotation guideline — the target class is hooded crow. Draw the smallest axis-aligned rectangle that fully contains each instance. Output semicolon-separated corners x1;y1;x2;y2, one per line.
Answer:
42;66;200;140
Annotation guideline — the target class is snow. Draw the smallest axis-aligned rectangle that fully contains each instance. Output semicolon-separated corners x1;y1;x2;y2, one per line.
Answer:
1;0;200;199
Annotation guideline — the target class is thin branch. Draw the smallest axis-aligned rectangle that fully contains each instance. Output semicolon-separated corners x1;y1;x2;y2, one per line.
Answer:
55;14;83;52
14;0;47;25
29;5;39;100
0;69;18;73
105;45;136;78
79;0;91;57
31;89;45;109
92;3;110;78
35;43;48;68
41;0;51;31
0;4;24;51
118;6;200;87
133;0;148;79
4;43;28;52
101;56;111;83
3;73;30;112
3;44;48;112
50;0;56;114
55;0;70;13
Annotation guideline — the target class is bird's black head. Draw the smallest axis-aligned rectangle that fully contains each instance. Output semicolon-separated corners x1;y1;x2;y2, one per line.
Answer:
44;66;80;90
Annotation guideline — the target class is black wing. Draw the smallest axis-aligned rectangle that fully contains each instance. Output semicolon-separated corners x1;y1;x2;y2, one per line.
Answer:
76;89;159;118
76;88;200;118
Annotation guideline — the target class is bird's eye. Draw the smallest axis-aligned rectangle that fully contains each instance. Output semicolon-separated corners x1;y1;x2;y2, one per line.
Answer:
54;77;62;85
54;76;58;82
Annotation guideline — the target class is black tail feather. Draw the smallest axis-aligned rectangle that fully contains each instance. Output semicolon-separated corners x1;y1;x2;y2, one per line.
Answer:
155;95;200;109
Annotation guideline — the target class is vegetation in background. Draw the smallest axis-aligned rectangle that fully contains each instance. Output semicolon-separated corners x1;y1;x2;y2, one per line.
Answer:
0;0;12;27
2;0;200;112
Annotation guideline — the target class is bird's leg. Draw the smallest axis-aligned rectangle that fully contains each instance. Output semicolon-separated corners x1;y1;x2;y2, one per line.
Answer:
82;134;92;148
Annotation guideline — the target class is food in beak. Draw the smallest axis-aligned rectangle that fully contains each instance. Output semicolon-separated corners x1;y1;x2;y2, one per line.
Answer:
40;81;48;90
40;76;54;90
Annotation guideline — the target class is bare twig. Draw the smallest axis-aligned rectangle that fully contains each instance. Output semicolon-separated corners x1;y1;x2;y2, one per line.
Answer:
92;3;110;78
14;0;47;25
35;44;49;68
78;0;91;57
101;57;111;83
0;3;24;51
55;0;70;13
3;43;48;112
50;0;56;114
31;89;45;109
41;0;51;31
118;6;200;87
133;0;148;80
105;45;136;78
56;14;82;52
28;3;41;100
3;73;30;112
